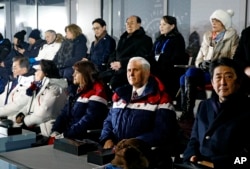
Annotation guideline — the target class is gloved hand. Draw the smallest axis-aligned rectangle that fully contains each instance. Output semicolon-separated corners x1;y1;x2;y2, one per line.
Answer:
199;60;211;71
29;57;36;64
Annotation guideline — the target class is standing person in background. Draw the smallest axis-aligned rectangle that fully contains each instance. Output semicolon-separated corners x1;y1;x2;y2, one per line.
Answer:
233;26;250;95
53;24;88;94
148;15;187;100
29;30;62;64
86;18;116;73
17;29;46;59
100;15;153;91
179;9;239;123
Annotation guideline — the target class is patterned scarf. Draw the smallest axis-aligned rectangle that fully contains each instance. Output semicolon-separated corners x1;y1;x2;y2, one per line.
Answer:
26;80;43;96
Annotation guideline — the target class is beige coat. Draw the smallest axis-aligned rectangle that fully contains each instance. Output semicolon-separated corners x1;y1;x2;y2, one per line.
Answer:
195;28;239;67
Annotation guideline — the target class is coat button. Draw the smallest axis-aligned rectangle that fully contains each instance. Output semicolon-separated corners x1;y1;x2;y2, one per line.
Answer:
205;135;210;139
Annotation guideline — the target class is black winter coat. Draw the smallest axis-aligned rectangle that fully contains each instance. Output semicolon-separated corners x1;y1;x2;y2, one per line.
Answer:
148;31;187;99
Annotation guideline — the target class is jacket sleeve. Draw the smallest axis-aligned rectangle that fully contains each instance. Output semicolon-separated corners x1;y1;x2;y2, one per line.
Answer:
183;101;204;163
63;96;108;139
228;31;239;58
119;36;153;69
102;37;116;64
51;103;69;133
64;36;88;67
195;32;210;67
0;85;32;117
99;108;116;144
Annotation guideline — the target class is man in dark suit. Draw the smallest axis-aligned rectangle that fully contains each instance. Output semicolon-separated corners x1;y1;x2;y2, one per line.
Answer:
100;15;153;91
183;58;250;169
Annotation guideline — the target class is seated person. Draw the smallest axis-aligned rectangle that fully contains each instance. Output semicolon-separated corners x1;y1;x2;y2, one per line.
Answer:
4;30;29;76
17;29;46;59
86;18;116;72
0;33;12;94
50;60;108;140
29;30;62;64
100;57;178;169
15;59;68;137
179;9;239;121
0;56;35;120
183;58;250;169
100;15;152;90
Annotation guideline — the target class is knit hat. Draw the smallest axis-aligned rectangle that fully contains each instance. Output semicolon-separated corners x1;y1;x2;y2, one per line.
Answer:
14;30;26;41
29;29;41;40
210;9;234;30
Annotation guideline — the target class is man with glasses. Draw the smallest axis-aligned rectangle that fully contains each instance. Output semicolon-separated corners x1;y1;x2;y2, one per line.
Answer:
84;18;116;73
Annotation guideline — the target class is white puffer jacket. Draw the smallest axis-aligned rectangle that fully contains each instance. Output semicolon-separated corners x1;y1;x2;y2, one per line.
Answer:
23;77;68;137
0;75;34;118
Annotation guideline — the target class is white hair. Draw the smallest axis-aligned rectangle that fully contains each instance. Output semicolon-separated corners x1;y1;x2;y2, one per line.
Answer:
128;57;150;71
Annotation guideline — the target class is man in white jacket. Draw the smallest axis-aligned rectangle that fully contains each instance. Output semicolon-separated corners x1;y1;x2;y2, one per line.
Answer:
0;56;34;120
29;30;62;64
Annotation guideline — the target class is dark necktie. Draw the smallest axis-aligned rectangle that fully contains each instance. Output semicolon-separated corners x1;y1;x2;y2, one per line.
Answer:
131;91;138;100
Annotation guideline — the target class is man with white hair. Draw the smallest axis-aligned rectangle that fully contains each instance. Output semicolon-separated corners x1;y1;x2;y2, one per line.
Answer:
100;56;178;168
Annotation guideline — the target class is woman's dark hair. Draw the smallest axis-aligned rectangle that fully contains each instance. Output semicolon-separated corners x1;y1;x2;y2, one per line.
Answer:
40;59;60;78
162;15;179;33
73;60;99;90
92;18;106;27
209;58;244;83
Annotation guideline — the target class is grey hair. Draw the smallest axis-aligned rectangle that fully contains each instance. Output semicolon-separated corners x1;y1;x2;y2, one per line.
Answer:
128;57;150;71
45;29;56;35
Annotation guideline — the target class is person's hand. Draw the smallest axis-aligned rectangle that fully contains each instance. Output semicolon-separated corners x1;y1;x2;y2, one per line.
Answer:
0;62;4;67
50;131;60;137
82;57;88;61
55;133;64;139
244;67;250;78
190;155;198;163
199;60;211;71
17;48;25;54
110;61;121;71
15;113;25;124
103;139;114;149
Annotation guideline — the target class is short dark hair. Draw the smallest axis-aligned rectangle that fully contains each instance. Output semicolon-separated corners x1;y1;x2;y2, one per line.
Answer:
73;60;99;90
40;59;60;78
209;58;244;82
12;56;30;70
92;18;106;27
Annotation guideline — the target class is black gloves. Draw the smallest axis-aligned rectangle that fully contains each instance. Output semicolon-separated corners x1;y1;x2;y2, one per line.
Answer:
199;60;211;71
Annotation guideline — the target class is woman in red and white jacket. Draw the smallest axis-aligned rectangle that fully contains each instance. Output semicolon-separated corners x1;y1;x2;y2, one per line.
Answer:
51;60;108;140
